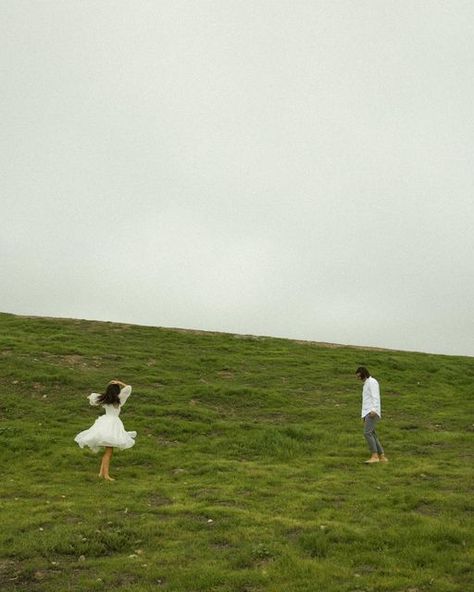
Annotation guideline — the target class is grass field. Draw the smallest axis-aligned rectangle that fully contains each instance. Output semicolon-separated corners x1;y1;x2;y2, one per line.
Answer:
0;312;472;592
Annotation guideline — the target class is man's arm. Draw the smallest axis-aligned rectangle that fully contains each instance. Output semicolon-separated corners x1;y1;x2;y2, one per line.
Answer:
368;379;380;416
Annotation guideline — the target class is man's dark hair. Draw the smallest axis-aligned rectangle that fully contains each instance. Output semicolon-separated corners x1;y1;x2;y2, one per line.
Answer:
98;383;121;406
356;366;370;379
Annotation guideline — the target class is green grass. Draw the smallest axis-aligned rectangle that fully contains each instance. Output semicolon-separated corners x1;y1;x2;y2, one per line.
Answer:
0;311;473;592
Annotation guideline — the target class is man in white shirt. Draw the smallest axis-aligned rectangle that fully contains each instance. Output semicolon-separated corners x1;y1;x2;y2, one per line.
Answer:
356;366;388;464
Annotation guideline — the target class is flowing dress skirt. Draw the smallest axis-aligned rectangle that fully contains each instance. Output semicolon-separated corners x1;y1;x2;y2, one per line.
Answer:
75;415;137;453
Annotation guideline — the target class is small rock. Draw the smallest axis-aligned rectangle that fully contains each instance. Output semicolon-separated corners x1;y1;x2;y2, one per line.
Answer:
79;555;86;562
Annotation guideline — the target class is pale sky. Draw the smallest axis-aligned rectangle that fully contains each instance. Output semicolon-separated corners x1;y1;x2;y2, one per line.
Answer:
1;1;473;356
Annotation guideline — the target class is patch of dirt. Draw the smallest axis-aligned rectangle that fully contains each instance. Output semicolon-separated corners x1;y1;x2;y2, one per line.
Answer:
0;560;62;588
217;371;235;379
148;495;173;507
415;503;439;516
0;560;17;581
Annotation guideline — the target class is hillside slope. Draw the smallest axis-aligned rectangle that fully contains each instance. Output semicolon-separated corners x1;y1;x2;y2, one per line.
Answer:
0;312;472;592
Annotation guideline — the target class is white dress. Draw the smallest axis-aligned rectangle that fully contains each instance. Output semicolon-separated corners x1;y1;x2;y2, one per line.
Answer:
74;385;137;453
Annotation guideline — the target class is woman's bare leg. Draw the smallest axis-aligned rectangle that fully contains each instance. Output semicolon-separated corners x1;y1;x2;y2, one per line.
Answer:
102;447;115;481
98;455;104;478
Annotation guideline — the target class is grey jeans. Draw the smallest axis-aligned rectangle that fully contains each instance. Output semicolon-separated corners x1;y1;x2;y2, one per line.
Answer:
363;414;384;455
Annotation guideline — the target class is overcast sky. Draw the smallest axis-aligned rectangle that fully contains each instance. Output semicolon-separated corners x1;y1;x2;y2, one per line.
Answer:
1;1;473;357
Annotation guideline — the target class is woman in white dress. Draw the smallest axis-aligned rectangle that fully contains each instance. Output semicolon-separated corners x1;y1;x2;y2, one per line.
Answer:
74;380;136;481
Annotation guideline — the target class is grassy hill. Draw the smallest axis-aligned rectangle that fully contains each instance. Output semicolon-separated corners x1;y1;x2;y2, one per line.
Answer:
0;312;472;592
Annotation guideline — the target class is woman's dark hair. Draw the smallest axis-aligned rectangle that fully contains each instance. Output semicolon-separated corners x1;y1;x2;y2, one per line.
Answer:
356;366;370;379
97;383;121;406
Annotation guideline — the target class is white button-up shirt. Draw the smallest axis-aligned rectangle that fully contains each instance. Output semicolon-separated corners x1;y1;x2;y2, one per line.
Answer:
361;376;381;418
